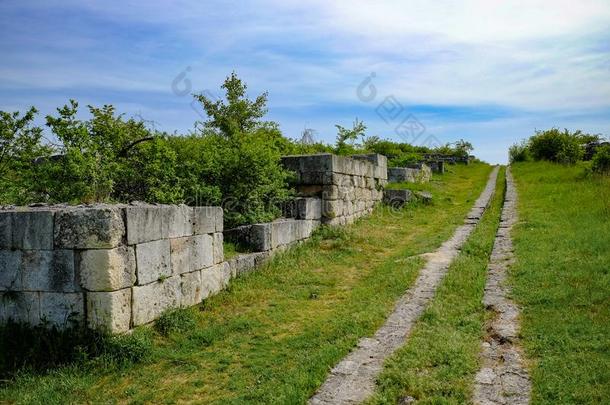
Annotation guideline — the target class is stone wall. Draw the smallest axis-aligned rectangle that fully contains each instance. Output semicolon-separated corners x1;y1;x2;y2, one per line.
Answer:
280;153;387;226
0;204;225;333
387;163;432;183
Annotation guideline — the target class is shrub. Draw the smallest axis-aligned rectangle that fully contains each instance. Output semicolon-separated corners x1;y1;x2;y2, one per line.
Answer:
591;145;610;175
528;128;583;164
509;141;530;163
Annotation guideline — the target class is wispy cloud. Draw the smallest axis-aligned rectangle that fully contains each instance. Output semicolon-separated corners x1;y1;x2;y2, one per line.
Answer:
1;0;609;163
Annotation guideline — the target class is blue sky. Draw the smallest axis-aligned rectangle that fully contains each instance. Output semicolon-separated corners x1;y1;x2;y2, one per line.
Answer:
1;1;609;163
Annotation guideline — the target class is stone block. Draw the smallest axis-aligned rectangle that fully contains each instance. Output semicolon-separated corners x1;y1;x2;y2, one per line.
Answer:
132;275;181;326
271;220;295;248
383;189;414;207
22;250;76;292
201;264;225;298
293;198;322;220
192;234;213;270
125;206;168;245
180;270;202;307
167;205;192;238
0;291;40;325
323;199;343;218
0;212;11;249
87;289;132;333
249;223;272;251
13;211;54;250
55;207;125;249
170;237;192;275
416;191;433;204
192;206;223;234
39;292;84;327
135;239;171;285
0;250;22;290
78;246;136;291
212;232;224;264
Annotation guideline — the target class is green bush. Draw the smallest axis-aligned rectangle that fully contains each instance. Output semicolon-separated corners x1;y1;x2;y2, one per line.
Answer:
528;128;584;164
509;141;530;163
591;145;610;175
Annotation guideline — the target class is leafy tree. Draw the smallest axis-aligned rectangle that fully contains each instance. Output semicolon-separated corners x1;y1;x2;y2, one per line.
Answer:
528;128;583;164
335;119;366;155
591;145;610;175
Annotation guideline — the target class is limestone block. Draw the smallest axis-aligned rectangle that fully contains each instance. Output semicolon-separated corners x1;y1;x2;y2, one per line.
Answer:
132;275;181;326
55;207;125;249
135;239;171;285
249;223;272;251
201;265;223;299
39;292;83;327
0;250;21;290
13;211;54;250
322;185;339;200
192;234;213;270
212;232;224;264
271;220;295;248
180;270;202;307
78;246;136;291
125;206;168;245
0;212;11;249
383;189;414;207
167;205;192;238
87;289;131;333
170;237;192;275
192;206;223;234
323;199;343;218
296;198;322;220
22;250;76;292
0;291;40;325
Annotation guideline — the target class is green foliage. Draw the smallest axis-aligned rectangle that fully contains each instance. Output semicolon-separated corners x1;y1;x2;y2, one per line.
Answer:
509;141;530;163
154;308;197;337
591;145;610;175
334;119;367;155
528;128;584;164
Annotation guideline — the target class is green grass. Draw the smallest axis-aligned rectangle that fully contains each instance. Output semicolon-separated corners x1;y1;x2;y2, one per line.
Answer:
0;163;492;405
510;162;610;404
366;167;506;404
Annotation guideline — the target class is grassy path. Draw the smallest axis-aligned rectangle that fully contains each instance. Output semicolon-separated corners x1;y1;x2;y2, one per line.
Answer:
0;163;491;404
311;167;499;404
366;167;506;404
510;162;610;404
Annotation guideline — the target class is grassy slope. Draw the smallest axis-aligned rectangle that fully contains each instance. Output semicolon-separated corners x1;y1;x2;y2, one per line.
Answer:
0;163;491;405
366;167;506;404
510;162;610;404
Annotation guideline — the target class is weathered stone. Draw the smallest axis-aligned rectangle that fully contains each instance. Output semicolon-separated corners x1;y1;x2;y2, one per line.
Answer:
132;275;181;326
0;250;22;290
170;236;192;275
249;223;272;251
78;246;136;291
192;206;223;234
0;291;40;325
294;198;322;220
135;239;171;285
201;264;224;298
323;199;343;218
383;189;414;207
39;292;83;327
87;289;132;333
212;232;224;264
0;212;11;249
125;206;168;245
271;219;295;248
22;250;76;292
416;191;433;204
191;234;213;270
55;207;125;248
167;205;192;238
13;211;54;250
180;270;202;307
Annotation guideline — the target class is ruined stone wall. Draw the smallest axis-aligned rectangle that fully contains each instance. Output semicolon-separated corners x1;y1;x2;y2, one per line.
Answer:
0;204;225;333
280;153;387;226
387;163;432;183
